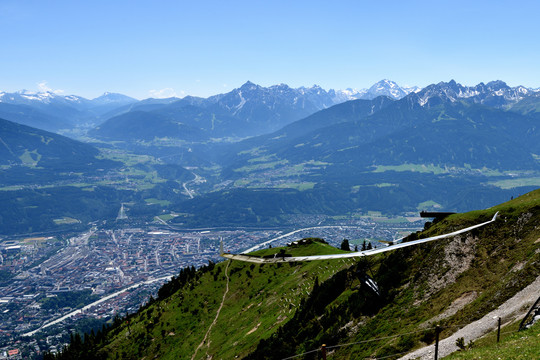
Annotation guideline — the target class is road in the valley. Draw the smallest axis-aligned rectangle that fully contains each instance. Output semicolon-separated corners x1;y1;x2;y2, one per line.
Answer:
183;172;204;199
22;275;173;337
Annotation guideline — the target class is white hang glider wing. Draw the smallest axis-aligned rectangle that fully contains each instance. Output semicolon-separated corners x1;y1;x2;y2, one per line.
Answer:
220;212;498;264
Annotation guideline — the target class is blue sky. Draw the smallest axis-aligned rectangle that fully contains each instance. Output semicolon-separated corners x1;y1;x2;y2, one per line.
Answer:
1;0;539;99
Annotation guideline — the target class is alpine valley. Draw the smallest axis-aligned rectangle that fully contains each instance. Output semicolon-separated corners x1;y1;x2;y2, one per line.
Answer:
1;79;539;234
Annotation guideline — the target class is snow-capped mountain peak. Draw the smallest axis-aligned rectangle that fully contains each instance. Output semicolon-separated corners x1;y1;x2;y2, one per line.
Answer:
365;79;409;100
330;79;418;102
239;81;260;92
413;80;540;108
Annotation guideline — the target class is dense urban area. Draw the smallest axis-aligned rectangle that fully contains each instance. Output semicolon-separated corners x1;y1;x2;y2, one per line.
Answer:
0;213;424;359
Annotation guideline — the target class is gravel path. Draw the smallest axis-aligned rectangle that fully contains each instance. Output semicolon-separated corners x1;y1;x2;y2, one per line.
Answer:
399;275;540;360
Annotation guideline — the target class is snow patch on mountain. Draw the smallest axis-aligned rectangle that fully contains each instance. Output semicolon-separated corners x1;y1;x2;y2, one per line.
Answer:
233;90;247;114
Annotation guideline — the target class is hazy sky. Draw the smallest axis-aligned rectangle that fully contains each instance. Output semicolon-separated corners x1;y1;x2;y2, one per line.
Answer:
1;0;539;99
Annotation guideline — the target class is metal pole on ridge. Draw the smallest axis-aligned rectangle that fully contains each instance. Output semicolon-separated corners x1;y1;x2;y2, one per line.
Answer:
434;325;441;360
497;317;501;343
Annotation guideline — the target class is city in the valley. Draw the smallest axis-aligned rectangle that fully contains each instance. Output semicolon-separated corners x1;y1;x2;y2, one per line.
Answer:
0;214;423;358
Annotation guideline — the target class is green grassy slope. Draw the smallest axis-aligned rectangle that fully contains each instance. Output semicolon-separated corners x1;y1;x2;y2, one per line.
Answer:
94;241;353;359
49;190;540;360
445;321;540;360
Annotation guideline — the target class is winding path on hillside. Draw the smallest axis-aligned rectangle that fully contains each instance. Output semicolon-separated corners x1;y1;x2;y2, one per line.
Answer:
399;275;540;360
191;260;231;360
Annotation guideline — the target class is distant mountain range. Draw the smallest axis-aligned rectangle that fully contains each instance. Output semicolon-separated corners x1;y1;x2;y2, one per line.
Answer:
224;80;540;171
4;79;539;142
2;79;540;233
1;80;417;138
170;80;540;227
0;90;137;110
90;80;423;140
414;80;540;108
90;79;540;142
0;91;138;133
